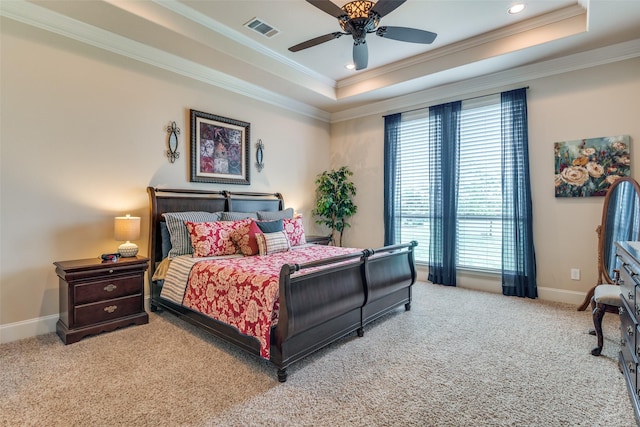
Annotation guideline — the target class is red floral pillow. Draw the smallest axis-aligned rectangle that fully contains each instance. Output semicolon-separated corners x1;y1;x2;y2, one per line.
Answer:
283;216;306;247
231;220;262;256
185;220;250;257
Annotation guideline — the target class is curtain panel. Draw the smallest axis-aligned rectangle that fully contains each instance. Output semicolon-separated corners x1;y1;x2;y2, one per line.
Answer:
383;113;402;246
427;101;461;286
501;88;537;298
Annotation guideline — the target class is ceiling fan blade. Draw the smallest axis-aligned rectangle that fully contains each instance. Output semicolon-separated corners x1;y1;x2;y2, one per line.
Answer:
306;0;347;18
371;0;407;17
353;42;368;70
376;26;437;44
289;32;343;52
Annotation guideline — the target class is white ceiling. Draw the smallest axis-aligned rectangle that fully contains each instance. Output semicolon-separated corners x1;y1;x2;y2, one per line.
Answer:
3;0;640;120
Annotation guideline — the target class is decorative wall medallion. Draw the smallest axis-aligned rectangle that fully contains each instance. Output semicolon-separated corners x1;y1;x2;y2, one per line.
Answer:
256;139;264;172
166;121;180;163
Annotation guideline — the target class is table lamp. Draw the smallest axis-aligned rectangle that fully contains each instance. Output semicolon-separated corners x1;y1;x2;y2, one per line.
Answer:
114;214;140;257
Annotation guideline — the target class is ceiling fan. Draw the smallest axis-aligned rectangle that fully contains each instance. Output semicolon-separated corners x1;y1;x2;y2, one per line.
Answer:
288;0;437;71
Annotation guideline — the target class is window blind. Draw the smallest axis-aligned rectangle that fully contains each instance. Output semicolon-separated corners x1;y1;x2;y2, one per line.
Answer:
457;95;502;270
396;94;503;271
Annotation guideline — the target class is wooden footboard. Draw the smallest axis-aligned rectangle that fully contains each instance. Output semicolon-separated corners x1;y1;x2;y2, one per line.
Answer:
271;241;417;382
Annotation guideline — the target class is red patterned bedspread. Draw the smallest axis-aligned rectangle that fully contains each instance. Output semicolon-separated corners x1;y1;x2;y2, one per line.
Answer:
181;245;361;358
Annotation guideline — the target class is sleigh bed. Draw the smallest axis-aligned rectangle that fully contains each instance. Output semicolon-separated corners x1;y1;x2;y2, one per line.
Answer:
147;187;417;381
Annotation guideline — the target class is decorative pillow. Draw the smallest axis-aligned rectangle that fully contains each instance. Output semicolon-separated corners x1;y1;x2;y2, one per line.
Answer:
256;208;294;221
256;219;283;233
231;220;262;256
221;211;258;221
256;231;290;256
163;211;222;258
185;220;250;257
283;216;307;247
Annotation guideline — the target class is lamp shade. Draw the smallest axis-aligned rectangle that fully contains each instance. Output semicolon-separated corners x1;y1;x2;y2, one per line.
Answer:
114;215;140;257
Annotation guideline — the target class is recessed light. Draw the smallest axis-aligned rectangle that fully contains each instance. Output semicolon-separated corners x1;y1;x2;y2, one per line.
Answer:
508;3;526;14
345;64;356;70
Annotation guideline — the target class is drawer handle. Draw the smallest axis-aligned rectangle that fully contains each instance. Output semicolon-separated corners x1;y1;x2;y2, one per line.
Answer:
628;326;634;336
629;291;634;300
104;284;117;292
629;363;635;374
104;305;118;313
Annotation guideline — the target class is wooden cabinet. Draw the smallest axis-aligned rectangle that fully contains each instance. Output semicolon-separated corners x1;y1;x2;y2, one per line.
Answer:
54;256;149;344
617;242;640;420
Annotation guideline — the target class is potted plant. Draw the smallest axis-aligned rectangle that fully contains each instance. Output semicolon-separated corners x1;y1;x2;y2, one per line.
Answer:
313;166;357;247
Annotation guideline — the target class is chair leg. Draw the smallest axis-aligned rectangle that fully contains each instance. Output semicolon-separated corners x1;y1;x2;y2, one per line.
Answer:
591;302;606;356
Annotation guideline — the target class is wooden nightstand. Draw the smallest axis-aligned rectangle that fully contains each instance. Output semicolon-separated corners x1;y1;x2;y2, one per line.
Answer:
54;255;149;344
306;235;332;245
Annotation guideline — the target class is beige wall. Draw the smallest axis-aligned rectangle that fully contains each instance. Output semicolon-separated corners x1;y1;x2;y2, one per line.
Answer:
331;58;640;302
0;20;330;335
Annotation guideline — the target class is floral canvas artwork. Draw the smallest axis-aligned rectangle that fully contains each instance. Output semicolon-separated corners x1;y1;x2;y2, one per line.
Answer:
554;135;630;197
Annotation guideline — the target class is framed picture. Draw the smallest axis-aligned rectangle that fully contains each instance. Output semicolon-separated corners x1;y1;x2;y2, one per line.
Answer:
190;109;250;185
554;135;630;197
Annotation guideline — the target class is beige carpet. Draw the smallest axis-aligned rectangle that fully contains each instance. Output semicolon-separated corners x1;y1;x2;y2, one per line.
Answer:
0;283;636;426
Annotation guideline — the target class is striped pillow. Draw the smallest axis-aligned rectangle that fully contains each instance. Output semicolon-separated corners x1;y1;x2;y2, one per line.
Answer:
256;231;290;256
163;211;221;258
221;211;258;221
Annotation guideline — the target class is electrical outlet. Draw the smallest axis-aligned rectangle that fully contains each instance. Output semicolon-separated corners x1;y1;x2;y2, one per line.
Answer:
571;268;581;280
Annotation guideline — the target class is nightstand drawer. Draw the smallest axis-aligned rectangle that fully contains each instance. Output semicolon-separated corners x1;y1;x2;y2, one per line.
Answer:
74;295;143;327
74;275;141;304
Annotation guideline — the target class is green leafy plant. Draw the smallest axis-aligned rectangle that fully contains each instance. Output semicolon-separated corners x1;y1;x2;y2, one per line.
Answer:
313;166;357;247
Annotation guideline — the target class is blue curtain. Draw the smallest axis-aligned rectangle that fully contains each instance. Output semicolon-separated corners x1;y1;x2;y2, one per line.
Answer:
384;113;402;246
428;102;461;286
501;88;537;298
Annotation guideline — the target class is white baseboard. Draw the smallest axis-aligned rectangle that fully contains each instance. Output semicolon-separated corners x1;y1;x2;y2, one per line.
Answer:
0;314;58;344
416;265;588;305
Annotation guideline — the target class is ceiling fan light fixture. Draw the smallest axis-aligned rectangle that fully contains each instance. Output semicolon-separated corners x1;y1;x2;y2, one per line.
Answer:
342;0;374;19
508;3;526;14
290;0;437;71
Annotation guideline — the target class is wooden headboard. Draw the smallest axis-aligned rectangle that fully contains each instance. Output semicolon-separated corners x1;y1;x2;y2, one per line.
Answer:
146;187;284;282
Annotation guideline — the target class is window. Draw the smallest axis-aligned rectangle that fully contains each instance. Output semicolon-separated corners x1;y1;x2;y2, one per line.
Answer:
396;94;503;271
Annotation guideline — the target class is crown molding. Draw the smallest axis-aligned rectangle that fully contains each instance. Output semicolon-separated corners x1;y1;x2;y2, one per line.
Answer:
152;0;336;88
330;38;640;123
1;0;331;122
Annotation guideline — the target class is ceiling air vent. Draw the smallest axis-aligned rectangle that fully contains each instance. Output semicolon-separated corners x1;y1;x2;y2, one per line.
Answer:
244;17;279;38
